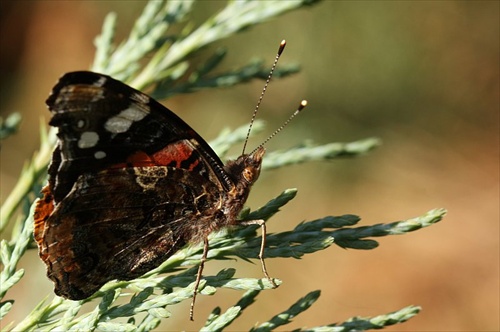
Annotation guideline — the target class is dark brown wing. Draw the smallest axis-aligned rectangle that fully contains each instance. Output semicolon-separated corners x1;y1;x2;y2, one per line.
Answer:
35;71;240;300
37;165;222;300
45;71;233;203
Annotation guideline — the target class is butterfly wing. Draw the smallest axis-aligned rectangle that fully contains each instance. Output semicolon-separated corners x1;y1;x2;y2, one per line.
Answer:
37;165;221;300
45;71;232;203
35;71;233;299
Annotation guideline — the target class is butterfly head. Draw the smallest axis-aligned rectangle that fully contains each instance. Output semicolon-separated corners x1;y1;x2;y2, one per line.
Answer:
224;146;265;189
242;146;265;184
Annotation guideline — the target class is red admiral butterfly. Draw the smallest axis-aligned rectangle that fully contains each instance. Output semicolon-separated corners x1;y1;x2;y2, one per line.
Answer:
34;40;306;320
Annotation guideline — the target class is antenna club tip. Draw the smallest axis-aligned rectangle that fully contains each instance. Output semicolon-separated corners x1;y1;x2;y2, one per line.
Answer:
278;40;286;54
298;100;308;110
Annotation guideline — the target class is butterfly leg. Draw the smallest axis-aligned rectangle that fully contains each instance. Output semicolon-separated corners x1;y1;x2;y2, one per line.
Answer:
190;237;209;321
240;219;278;288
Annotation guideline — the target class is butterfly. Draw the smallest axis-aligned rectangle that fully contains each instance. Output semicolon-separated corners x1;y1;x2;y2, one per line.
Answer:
33;40;306;320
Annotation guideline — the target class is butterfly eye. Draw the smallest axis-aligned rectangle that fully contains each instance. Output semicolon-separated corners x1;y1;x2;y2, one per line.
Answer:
242;167;254;183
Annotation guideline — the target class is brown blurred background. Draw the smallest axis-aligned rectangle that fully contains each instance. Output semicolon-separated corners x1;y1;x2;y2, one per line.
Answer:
1;1;498;331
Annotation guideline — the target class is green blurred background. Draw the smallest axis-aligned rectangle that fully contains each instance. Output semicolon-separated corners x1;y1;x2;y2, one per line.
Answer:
1;1;498;331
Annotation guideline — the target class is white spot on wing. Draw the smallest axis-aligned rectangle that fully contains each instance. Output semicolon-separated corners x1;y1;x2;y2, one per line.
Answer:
78;131;99;149
104;104;149;134
130;92;150;104
94;76;107;87
94;151;107;159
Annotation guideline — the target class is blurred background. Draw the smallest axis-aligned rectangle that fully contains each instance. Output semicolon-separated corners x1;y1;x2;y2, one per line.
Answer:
0;1;498;331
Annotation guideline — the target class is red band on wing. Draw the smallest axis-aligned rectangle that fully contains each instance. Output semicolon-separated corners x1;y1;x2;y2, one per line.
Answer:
110;140;200;170
151;141;200;170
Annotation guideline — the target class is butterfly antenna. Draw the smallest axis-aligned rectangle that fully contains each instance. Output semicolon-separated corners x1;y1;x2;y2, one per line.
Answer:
250;100;307;155
242;40;287;155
